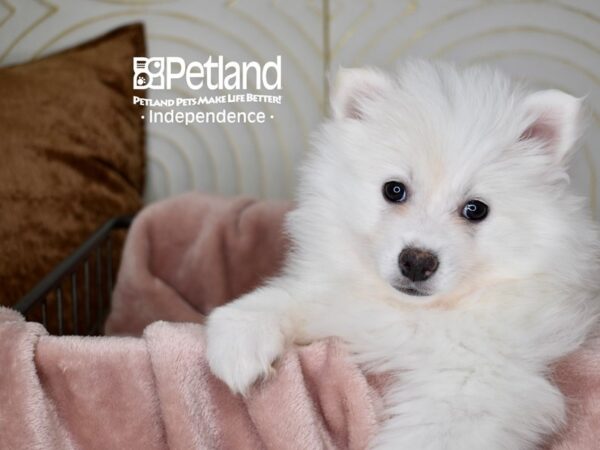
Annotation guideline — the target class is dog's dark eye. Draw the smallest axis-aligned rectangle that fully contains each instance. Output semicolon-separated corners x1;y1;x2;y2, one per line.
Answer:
462;200;489;222
383;181;408;203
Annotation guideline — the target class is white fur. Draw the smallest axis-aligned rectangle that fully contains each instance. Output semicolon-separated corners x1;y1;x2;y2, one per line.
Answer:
205;60;600;449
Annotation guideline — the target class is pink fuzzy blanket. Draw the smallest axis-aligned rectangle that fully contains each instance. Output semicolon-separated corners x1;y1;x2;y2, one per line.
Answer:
0;307;381;449
105;193;291;336
1;192;600;449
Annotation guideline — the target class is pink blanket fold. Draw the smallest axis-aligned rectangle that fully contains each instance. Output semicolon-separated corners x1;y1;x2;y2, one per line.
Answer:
0;307;380;450
105;192;291;336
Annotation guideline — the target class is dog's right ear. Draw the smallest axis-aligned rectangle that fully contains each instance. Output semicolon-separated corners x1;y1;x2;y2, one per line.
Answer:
520;89;584;167
330;67;393;120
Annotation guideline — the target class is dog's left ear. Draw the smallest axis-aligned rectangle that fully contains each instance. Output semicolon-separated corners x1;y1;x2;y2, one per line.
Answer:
330;67;393;120
520;89;584;166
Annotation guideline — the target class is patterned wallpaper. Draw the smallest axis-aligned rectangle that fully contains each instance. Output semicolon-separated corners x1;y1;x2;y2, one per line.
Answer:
1;0;599;217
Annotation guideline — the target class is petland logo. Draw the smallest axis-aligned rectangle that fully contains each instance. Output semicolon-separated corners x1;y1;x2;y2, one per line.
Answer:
133;56;282;91
132;56;283;125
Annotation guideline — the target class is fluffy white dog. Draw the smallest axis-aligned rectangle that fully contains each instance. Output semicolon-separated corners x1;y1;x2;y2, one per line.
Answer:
206;60;600;449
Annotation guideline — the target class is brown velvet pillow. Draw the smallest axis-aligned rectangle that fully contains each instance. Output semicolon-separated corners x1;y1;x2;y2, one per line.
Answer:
0;23;146;307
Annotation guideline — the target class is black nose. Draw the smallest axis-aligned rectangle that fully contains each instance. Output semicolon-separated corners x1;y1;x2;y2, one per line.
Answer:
398;247;439;282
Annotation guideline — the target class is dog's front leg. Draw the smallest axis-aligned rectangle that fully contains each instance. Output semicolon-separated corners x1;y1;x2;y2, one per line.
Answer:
205;282;304;395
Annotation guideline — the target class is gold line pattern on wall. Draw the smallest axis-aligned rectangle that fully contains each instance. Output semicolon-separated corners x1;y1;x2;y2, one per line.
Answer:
0;0;15;28
383;1;599;65
434;26;600;58
471;51;599;86
0;0;57;63
331;0;374;58
352;0;419;65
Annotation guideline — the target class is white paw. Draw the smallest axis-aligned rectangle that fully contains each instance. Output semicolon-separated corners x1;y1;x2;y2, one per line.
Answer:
205;305;286;395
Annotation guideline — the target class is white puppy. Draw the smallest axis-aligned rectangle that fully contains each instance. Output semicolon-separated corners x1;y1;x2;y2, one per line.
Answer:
206;60;600;449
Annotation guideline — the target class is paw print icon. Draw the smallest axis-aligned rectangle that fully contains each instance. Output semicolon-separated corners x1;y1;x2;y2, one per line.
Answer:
133;57;165;89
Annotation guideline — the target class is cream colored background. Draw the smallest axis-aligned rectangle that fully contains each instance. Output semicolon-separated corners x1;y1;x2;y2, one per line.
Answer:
1;1;599;217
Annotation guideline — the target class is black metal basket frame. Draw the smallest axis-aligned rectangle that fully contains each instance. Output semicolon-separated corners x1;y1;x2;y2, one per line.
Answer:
14;215;133;335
